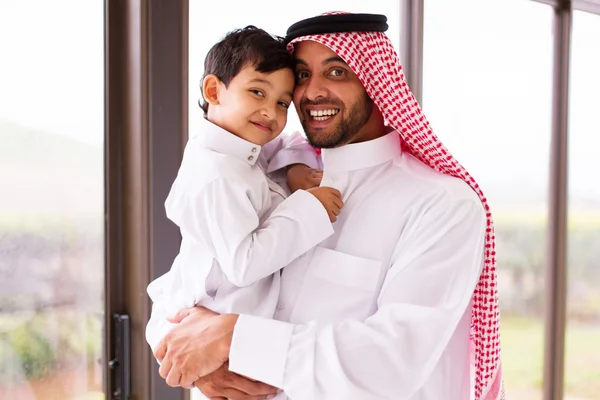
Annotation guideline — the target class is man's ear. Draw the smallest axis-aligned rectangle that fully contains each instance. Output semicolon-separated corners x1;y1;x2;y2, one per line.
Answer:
202;74;222;106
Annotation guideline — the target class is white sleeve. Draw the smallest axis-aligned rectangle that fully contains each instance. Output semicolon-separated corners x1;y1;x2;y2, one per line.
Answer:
145;281;178;353
228;198;486;399
264;132;321;173
166;177;334;288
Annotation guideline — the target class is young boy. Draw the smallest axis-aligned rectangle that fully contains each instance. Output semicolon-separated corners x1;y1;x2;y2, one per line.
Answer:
145;26;342;351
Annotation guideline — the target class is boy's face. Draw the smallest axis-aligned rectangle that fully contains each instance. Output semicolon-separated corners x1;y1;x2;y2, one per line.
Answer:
208;64;295;146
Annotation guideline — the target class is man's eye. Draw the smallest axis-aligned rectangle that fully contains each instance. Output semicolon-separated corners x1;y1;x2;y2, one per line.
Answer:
296;71;309;80
250;89;265;97
329;69;345;77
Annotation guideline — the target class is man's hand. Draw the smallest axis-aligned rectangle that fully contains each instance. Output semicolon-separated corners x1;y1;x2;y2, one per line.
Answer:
195;363;280;400
153;306;238;388
286;164;323;192
308;187;344;222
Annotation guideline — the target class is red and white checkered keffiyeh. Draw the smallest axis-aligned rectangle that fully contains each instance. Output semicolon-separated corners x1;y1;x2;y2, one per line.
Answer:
287;11;505;400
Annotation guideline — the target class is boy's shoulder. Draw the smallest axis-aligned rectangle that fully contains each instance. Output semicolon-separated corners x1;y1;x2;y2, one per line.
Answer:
178;136;266;190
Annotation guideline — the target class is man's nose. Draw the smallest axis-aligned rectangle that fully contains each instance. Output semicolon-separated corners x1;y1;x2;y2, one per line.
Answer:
303;75;328;102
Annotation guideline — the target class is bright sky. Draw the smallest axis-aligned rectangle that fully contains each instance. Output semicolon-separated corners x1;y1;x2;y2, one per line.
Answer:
0;0;598;209
0;0;104;146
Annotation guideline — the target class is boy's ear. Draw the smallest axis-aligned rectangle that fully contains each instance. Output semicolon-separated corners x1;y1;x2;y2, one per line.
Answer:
202;74;222;106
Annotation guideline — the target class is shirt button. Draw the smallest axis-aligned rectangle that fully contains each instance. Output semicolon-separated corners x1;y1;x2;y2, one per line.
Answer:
276;302;285;311
248;155;254;161
251;147;257;153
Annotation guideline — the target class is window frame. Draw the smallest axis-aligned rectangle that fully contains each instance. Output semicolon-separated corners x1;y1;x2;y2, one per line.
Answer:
105;0;189;398
106;0;600;398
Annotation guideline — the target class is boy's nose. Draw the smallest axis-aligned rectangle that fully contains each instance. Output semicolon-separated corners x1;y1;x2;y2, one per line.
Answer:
261;104;276;120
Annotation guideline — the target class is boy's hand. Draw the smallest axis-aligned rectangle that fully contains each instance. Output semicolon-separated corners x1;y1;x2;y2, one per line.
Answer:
286;164;323;192
308;187;344;222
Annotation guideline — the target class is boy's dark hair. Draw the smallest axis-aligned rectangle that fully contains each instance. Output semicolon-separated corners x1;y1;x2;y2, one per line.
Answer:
199;26;296;114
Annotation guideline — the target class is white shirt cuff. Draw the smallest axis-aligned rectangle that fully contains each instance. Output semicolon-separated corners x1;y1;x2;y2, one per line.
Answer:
146;319;177;359
228;314;294;389
266;148;320;173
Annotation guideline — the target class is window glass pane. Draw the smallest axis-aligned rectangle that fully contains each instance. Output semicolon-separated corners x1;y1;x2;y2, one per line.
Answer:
423;1;553;398
0;1;105;399
566;10;600;400
188;1;400;139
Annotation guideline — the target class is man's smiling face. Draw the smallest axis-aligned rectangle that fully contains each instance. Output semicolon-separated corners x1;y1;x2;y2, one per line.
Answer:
292;41;374;148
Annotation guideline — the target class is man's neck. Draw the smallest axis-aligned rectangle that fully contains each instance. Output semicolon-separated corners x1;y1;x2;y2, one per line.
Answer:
343;125;391;146
343;107;388;145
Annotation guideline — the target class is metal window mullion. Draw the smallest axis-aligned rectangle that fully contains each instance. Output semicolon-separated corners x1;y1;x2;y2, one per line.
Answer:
532;0;563;7
105;0;152;398
105;0;188;399
538;0;600;16
105;1;126;397
573;0;600;14
148;0;189;398
543;3;571;400
400;0;424;105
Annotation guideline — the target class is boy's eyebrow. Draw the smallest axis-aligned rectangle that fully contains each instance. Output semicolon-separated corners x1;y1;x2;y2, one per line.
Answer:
249;77;293;98
248;78;273;87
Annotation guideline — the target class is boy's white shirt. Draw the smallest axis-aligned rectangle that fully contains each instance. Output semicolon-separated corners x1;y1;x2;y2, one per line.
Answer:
145;118;333;351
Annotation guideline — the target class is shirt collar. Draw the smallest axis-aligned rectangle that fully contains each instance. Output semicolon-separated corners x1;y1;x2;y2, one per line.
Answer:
196;117;262;166
320;130;402;172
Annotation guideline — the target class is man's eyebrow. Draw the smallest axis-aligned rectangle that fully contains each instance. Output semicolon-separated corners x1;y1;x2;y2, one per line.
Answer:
248;78;273;87
323;56;347;66
295;59;308;67
294;57;348;68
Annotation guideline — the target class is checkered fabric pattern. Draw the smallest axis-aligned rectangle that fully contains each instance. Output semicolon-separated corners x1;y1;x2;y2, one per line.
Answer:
287;11;505;400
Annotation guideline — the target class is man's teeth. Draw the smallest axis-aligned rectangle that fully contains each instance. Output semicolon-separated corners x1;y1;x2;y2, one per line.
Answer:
309;109;339;121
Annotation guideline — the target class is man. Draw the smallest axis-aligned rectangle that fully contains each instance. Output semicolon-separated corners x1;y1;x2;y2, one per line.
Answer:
153;12;504;400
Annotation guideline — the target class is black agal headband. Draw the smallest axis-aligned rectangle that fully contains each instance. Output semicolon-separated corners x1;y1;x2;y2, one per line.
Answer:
285;13;388;45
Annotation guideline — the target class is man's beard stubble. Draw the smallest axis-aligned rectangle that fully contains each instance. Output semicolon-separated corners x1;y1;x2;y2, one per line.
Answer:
301;93;374;149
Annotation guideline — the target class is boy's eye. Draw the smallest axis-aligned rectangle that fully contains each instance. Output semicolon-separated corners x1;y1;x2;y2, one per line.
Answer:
278;101;290;109
250;89;265;97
